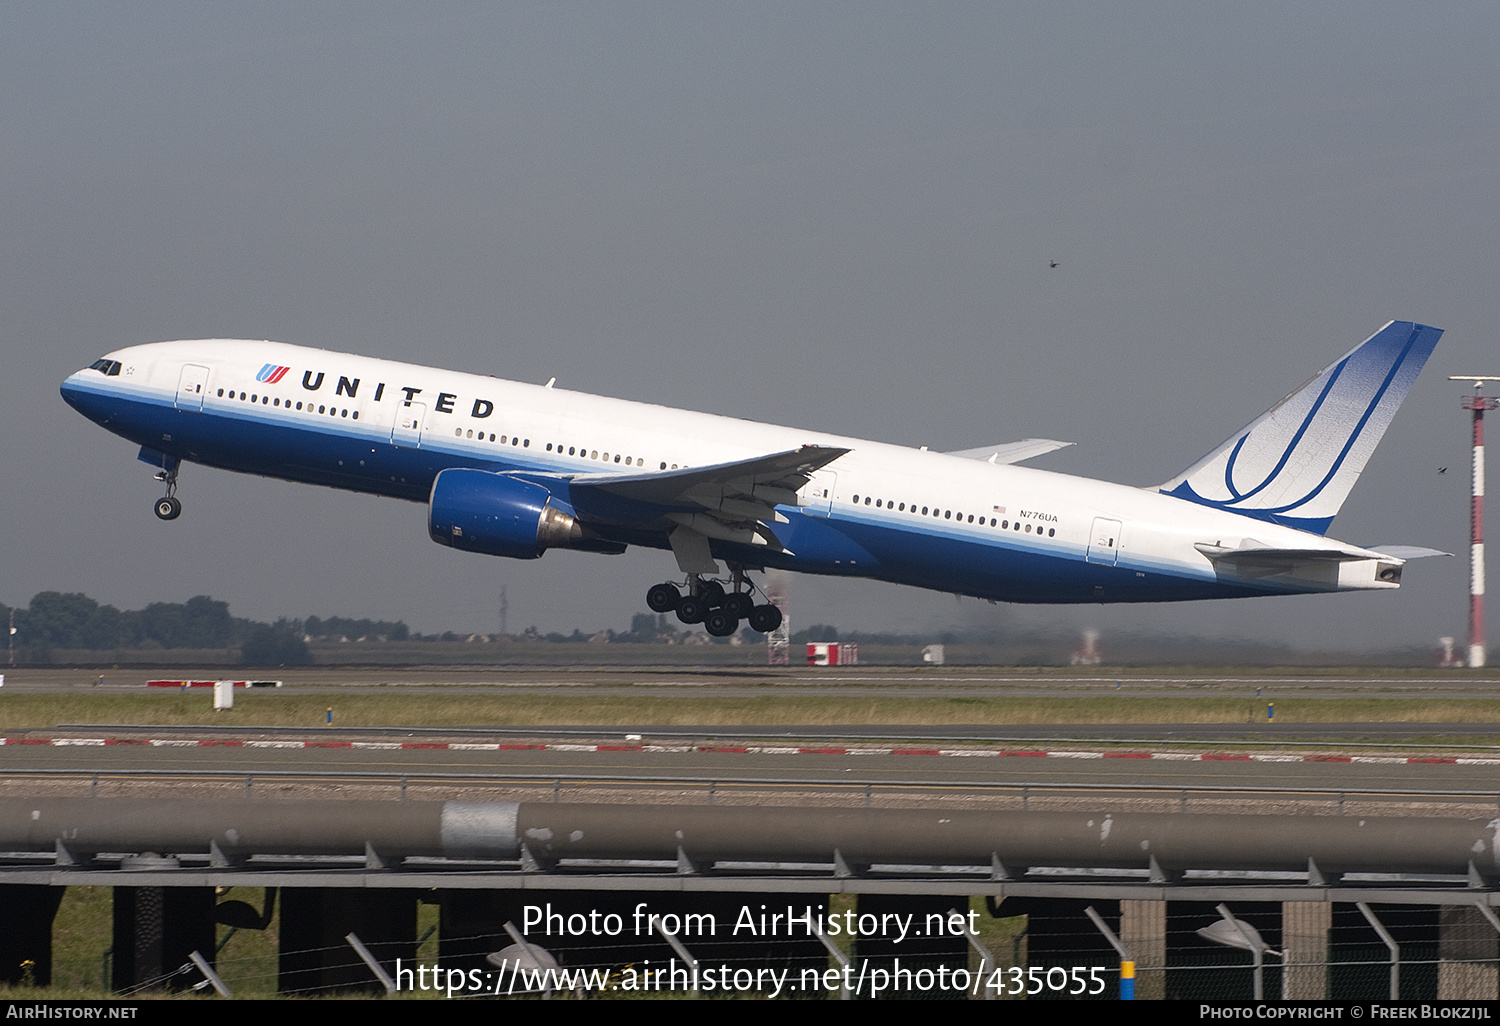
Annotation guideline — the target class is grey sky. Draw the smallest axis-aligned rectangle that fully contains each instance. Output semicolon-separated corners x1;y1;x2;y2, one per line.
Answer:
4;3;1498;653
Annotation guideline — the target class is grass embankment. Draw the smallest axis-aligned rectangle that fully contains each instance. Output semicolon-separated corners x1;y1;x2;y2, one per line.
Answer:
4;691;1500;731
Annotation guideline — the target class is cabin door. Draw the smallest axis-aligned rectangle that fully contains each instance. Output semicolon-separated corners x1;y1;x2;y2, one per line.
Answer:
799;470;837;517
1086;517;1121;565
174;365;209;411
392;402;426;448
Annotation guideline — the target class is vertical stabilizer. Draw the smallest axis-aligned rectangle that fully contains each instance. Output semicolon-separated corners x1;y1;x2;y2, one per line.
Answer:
1158;321;1441;534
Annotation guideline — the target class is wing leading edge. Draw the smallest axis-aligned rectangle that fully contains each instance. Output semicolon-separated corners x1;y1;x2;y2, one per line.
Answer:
562;445;850;573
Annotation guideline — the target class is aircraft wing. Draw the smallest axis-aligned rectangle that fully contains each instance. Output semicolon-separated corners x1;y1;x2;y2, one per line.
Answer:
945;438;1074;464
561;445;850;571
567;444;848;512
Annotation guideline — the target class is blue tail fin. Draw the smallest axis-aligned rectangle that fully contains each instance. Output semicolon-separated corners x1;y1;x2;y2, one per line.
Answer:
1158;321;1442;534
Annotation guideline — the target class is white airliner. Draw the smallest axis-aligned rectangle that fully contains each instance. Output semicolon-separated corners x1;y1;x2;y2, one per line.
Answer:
61;321;1443;637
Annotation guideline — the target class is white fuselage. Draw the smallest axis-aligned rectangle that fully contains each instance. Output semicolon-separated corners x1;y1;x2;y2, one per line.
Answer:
61;339;1405;605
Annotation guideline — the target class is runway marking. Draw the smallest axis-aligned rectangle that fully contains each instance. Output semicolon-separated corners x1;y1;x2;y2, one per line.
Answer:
3;734;1495;768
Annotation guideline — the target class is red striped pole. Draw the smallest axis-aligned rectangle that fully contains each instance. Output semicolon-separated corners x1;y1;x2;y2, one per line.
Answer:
1454;378;1500;669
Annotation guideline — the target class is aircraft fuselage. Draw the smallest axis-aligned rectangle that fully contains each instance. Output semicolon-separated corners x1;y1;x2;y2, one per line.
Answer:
61;338;1413;608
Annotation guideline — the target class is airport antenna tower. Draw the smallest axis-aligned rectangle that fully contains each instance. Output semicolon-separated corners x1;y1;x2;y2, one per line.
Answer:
765;575;790;666
1450;376;1500;668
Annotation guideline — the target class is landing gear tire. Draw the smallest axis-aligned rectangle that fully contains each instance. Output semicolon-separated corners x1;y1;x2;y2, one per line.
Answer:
676;595;707;625
723;593;753;618
747;603;782;634
154;496;182;521
705;610;739;638
646;583;680;613
698;580;726;607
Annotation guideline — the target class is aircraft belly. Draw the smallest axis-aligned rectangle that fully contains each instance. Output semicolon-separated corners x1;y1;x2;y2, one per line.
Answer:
796;514;1287;604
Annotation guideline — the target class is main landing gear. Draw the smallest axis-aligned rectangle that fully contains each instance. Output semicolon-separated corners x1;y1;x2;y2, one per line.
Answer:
646;570;782;638
153;465;181;521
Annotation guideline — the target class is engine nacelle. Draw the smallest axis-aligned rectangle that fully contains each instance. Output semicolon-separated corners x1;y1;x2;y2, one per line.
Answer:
429;469;622;559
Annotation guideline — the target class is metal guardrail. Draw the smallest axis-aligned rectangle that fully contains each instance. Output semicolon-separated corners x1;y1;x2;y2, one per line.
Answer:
2;767;1498;811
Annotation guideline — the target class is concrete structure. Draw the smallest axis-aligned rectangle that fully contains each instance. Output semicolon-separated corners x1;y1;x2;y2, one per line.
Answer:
5;798;1500;998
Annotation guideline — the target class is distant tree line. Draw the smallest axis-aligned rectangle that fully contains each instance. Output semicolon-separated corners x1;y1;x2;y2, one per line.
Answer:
2;593;244;651
0;592;412;666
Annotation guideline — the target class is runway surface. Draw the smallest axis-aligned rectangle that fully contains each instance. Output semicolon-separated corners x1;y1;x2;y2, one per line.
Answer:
5;665;1500;700
3;666;1498;810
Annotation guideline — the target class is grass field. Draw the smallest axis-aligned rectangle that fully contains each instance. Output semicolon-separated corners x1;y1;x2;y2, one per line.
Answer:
5;689;1500;731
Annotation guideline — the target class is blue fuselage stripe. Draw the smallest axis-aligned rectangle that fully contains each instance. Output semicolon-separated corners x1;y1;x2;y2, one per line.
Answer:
62;383;1304;605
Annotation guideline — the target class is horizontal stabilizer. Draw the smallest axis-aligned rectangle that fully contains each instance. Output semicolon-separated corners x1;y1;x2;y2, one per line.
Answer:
1159;321;1441;534
1366;545;1452;560
1195;541;1381;565
946;438;1074;465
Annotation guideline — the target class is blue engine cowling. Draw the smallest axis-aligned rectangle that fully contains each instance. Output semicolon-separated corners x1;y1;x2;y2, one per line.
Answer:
428;468;624;559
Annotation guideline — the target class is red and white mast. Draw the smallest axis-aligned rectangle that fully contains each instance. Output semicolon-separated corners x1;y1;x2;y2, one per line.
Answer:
1451;376;1500;668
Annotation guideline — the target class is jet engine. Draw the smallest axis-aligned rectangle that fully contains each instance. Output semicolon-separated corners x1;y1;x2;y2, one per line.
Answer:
428;468;624;559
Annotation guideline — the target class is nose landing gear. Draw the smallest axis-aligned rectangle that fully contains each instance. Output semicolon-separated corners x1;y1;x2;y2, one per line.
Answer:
153;464;182;521
644;568;782;638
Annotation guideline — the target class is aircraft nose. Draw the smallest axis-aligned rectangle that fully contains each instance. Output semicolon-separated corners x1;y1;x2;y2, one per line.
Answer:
59;371;85;408
60;368;111;423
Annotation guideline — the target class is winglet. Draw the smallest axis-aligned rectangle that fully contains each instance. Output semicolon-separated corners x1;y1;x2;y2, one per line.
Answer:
1158;321;1441;534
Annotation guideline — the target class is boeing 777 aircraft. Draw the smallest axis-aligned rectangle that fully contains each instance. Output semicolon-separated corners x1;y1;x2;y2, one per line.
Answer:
62;321;1442;637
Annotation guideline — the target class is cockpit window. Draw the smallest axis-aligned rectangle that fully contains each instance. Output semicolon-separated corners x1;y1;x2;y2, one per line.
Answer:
88;359;122;376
